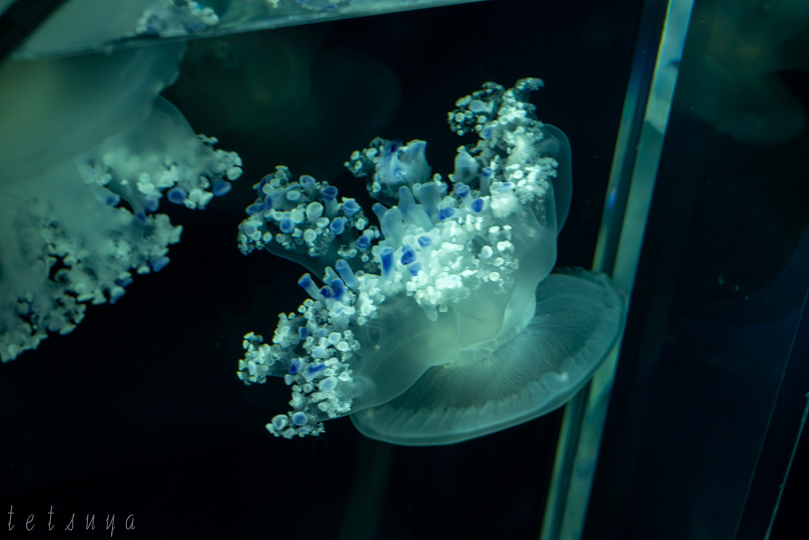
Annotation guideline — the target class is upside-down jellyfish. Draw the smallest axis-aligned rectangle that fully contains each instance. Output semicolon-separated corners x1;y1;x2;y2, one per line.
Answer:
236;79;624;445
0;44;242;362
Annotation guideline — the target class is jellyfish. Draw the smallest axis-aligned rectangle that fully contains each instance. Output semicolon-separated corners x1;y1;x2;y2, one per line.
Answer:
0;43;242;362
671;0;809;145
236;79;624;445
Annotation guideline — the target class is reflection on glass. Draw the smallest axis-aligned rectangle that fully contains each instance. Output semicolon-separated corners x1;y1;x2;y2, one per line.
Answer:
18;0;488;59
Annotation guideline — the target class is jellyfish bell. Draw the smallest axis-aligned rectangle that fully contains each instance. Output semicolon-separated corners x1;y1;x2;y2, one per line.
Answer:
237;78;624;445
540;124;572;231
0;44;190;182
350;269;624;445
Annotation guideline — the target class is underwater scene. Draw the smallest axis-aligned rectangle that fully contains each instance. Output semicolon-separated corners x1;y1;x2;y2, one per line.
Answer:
1;0;808;538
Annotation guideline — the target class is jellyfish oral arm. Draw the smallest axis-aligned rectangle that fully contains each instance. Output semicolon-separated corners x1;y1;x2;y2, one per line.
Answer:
0;45;243;363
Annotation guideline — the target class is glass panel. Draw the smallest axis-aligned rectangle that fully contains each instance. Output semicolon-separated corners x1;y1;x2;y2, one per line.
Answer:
16;0;487;59
584;0;809;537
541;2;694;537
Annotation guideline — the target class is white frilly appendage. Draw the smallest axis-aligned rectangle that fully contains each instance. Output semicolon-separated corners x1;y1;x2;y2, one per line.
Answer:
135;0;221;38
0;46;242;362
237;79;624;444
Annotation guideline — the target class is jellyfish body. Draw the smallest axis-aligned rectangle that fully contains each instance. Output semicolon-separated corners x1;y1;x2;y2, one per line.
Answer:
237;79;624;445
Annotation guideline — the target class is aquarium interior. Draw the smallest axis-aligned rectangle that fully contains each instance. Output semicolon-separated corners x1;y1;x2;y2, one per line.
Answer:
1;0;808;538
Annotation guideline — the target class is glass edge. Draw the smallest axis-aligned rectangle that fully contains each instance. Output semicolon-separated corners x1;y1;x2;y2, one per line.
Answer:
12;0;488;60
539;0;695;538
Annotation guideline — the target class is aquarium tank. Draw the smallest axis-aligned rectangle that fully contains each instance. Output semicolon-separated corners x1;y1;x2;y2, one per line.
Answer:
1;0;806;538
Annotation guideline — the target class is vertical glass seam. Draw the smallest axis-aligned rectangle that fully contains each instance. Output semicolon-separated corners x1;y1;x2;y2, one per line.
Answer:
540;0;695;538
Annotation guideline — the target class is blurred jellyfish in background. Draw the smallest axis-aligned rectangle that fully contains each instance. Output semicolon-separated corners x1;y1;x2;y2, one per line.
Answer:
0;0;403;364
672;0;809;145
164;27;327;137
163;26;400;177
0;43;243;362
235;79;625;445
652;0;809;316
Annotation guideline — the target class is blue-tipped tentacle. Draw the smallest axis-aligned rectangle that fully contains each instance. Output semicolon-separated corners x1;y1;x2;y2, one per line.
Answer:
335;259;359;290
